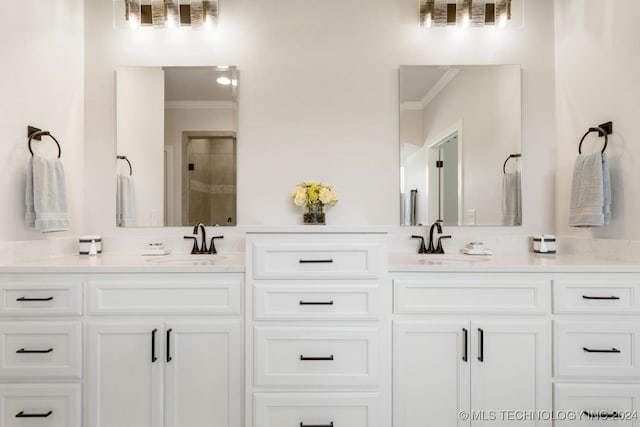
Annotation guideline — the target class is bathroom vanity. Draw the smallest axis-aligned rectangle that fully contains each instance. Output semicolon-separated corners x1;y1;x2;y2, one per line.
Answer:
0;232;639;427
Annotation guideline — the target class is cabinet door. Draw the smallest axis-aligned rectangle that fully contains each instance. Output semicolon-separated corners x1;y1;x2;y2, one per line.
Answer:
87;322;164;427
164;321;242;427
394;320;471;427
471;320;551;426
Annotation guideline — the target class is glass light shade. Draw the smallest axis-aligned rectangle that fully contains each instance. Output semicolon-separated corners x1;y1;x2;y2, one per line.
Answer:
432;0;448;27
203;0;218;28
126;0;141;29
165;0;179;28
495;0;508;27
470;0;486;26
151;0;166;28
419;0;435;27
456;0;471;27
190;1;204;29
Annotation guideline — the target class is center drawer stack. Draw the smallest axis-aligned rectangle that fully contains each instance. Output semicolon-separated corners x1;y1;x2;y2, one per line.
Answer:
245;231;389;427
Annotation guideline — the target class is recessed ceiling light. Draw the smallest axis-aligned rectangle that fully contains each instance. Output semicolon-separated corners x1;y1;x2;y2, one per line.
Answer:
217;77;231;85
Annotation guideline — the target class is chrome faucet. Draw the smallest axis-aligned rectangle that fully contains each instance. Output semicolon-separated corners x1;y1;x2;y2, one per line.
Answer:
184;223;208;254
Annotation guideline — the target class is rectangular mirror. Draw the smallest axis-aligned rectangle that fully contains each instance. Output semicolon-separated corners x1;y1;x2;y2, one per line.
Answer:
400;64;522;227
116;65;238;227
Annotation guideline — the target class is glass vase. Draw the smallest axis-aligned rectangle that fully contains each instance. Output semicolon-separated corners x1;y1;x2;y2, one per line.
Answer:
303;203;325;225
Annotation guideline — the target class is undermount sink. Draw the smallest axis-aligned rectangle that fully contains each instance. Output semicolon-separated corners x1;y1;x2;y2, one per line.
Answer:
146;255;226;266
408;254;491;265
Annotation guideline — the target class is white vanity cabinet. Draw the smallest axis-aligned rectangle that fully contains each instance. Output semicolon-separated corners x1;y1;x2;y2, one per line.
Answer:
245;231;390;427
393;275;552;427
86;273;243;427
553;277;640;426
0;275;84;427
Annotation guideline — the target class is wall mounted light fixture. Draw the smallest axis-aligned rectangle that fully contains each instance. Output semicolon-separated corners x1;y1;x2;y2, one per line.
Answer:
419;0;512;28
119;0;218;29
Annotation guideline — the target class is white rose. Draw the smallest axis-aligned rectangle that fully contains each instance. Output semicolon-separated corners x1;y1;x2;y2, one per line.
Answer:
329;188;339;205
292;186;307;206
319;187;333;204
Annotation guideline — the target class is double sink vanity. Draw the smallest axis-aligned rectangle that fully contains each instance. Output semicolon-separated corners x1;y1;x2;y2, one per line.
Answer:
1;228;639;426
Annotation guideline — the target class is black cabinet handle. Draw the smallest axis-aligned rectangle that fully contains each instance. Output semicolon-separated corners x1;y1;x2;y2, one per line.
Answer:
478;328;484;362
583;347;621;353
299;259;333;264
300;423;333;427
582;410;620;419
166;328;173;363
462;328;468;362
16;410;53;418
151;329;158;362
582;295;620;300
16;296;54;302
299;300;334;305
16;348;53;354
300;355;334;361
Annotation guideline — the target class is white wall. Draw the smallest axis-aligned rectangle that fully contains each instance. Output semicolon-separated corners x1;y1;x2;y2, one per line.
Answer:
0;0;84;242
84;0;555;237
555;0;640;241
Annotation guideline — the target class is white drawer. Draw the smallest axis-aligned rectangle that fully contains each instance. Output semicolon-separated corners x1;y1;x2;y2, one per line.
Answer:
252;242;383;280
555;321;640;378
254;392;380;427
254;327;379;387
254;284;381;320
0;281;82;316
88;274;242;314
554;383;640;425
0;322;82;379
554;280;640;314
394;278;550;314
0;383;81;427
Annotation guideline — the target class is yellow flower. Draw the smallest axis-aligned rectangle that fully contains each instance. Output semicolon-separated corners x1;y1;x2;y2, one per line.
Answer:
319;187;333;204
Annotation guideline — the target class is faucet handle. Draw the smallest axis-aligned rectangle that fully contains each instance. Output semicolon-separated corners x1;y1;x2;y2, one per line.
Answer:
184;236;198;254
209;235;224;255
411;235;427;254
435;235;452;254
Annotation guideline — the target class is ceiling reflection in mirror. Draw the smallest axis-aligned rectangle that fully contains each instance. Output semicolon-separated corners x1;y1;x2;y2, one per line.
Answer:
116;66;237;227
400;65;522;227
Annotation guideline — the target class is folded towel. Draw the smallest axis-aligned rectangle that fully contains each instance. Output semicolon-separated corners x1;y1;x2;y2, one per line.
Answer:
25;157;70;233
501;169;522;225
116;175;137;226
569;152;611;227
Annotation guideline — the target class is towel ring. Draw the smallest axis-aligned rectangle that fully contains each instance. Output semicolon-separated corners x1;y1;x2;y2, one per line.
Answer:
28;131;61;158
117;155;133;176
503;154;521;174
579;127;608;154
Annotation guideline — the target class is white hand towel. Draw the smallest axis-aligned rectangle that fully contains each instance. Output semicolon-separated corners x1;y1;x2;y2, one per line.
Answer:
116;175;137;226
25;156;70;233
569;152;611;227
501;169;522;226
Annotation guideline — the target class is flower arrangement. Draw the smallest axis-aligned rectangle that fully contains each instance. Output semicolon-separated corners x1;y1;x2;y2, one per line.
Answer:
291;181;338;224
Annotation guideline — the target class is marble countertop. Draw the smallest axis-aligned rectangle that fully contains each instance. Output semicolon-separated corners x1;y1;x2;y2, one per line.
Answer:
0;252;246;274
389;253;640;273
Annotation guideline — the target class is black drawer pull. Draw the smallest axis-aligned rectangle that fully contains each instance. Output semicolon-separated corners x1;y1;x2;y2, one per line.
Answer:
299;300;334;305
16;348;53;354
583;347;621;353
582;410;620;419
300;354;334;361
462;328;468;362
16;410;53;418
151;329;158;363
166;328;173;363
582;295;620;300
478;328;484;362
300;423;333;427
299;259;334;264
16;296;54;302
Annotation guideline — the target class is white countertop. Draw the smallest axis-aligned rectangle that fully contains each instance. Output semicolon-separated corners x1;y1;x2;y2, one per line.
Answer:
389;253;640;273
0;251;638;274
0;252;245;274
